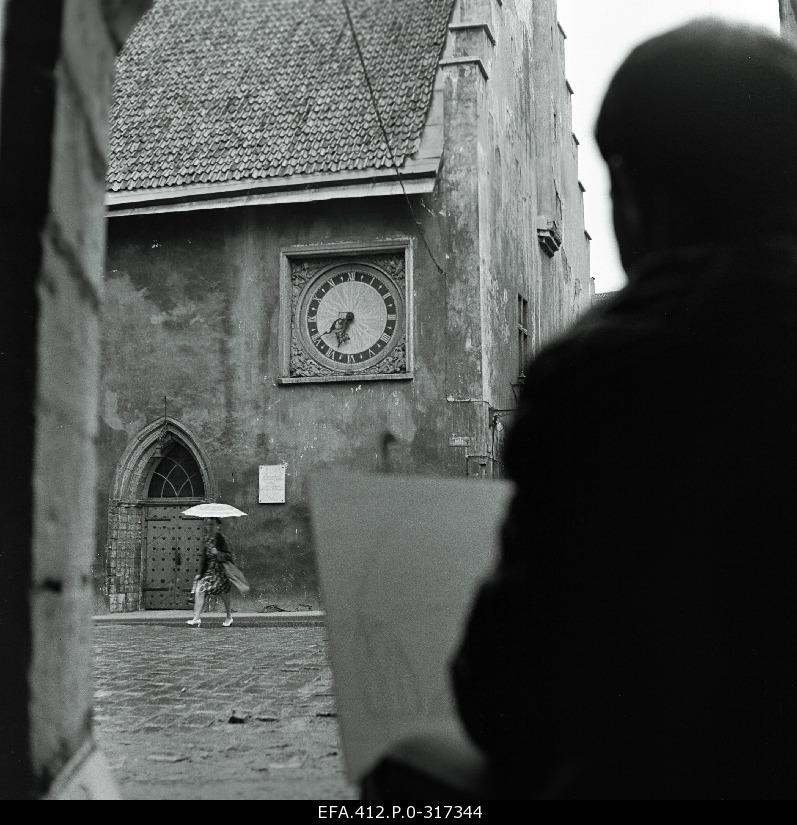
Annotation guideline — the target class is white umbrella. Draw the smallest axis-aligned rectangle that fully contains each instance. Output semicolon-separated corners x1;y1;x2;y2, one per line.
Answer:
182;503;248;518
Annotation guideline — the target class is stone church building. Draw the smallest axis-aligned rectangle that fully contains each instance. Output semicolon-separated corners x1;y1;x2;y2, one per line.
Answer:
98;0;592;611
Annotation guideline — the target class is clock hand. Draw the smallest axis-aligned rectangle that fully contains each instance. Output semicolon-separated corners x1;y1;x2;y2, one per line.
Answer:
322;319;345;336
323;312;355;346
322;312;355;336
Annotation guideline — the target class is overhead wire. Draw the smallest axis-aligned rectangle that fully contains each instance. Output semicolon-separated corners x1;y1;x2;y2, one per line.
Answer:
341;0;478;467
340;0;448;278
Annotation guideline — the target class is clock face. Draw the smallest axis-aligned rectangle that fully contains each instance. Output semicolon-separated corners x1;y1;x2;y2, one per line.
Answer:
298;263;404;372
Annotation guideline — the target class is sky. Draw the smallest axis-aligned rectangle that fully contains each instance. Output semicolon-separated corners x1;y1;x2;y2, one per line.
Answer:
556;0;782;293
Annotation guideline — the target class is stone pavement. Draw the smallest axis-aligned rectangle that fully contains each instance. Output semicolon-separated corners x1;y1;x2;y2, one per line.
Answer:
93;621;358;800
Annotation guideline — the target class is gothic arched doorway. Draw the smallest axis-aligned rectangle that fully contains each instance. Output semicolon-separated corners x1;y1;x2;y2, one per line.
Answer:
107;418;217;612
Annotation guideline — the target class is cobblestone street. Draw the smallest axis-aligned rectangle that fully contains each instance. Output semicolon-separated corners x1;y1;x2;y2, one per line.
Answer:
93;623;357;800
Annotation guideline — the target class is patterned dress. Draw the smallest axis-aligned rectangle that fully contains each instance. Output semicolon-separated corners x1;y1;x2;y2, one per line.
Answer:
196;533;232;596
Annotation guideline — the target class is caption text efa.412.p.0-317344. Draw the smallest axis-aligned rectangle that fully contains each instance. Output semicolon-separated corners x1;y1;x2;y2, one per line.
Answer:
298;263;404;373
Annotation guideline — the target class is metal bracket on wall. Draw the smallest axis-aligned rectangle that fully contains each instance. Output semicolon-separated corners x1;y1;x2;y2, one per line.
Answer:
489;408;516;429
537;217;563;257
511;374;526;405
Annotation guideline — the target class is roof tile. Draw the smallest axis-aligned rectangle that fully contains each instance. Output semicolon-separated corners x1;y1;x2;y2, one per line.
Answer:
108;0;454;192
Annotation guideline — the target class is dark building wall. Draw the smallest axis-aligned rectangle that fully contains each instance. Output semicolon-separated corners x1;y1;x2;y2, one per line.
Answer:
100;197;457;606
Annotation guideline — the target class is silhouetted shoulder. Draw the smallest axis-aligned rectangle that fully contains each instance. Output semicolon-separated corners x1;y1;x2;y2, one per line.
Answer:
521;279;678;404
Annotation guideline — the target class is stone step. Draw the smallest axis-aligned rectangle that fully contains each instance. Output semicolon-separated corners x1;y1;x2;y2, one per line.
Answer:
93;610;326;628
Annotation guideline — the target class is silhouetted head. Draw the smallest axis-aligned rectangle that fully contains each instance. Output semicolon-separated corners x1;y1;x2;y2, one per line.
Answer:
596;20;797;273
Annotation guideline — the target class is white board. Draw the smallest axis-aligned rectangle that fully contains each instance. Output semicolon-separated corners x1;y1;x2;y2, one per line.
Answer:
259;464;287;504
309;471;512;782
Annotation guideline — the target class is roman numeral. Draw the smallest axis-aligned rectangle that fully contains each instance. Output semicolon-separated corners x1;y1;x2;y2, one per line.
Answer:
380;332;391;344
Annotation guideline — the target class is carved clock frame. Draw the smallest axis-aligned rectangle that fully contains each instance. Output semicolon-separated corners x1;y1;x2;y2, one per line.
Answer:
278;239;415;385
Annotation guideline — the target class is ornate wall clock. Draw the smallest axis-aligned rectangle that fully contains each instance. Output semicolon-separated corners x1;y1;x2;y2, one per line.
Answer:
281;247;412;383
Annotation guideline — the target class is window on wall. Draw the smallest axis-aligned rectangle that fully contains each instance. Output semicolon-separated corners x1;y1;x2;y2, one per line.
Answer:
517;295;529;380
148;442;205;499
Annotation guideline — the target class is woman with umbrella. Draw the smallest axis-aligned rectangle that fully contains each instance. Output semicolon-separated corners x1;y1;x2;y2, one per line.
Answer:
184;504;248;628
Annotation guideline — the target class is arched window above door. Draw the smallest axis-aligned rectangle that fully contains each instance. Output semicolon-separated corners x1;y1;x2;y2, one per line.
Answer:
147;442;206;499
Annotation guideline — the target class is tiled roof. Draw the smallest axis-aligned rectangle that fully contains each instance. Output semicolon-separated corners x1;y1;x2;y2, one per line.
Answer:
108;0;455;192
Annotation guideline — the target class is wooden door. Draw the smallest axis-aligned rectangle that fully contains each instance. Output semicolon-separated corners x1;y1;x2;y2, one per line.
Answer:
143;505;205;609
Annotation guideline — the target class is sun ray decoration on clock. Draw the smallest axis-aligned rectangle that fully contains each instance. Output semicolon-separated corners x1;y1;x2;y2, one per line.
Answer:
290;257;407;379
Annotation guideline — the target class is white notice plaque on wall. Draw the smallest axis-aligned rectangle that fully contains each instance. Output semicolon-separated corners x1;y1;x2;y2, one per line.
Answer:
259;464;287;504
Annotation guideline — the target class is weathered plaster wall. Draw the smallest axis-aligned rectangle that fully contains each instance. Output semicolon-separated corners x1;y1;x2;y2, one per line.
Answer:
435;0;591;440
1;0;150;799
449;0;543;417
532;1;591;349
29;0;115;787
101;197;457;605
432;54;489;442
782;0;797;43
553;24;591;333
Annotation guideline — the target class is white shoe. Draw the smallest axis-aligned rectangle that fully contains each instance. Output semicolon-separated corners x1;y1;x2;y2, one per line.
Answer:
222;617;233;627
186;618;201;627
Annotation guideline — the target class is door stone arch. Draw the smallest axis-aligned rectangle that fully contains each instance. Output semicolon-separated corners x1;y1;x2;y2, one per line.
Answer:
106;418;217;612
